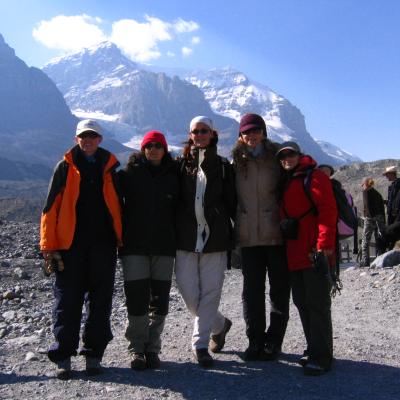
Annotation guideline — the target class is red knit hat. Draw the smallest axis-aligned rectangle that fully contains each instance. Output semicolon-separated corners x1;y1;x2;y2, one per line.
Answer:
141;130;168;152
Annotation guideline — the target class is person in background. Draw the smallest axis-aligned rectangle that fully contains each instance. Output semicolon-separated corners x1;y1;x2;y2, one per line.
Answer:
118;131;179;371
277;141;337;376
40;119;122;379
383;166;400;249
232;113;290;361
175;116;236;367
360;177;386;266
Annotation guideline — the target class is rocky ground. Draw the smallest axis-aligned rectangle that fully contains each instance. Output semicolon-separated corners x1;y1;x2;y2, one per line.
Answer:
0;221;400;400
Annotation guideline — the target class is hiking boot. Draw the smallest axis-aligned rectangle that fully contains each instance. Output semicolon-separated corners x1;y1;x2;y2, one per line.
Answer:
193;348;214;368
263;342;281;361
130;353;147;371
298;350;309;367
303;362;328;376
145;352;161;369
85;356;102;376
55;358;72;380
209;318;232;353
242;346;271;361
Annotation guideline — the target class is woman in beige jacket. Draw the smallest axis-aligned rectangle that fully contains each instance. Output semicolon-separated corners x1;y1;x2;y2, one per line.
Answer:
232;113;290;361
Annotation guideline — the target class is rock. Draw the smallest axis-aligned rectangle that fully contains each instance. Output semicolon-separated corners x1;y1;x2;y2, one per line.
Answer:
1;260;11;267
3;290;18;300
25;352;39;361
2;310;16;321
13;267;30;280
371;249;400;269
0;328;7;338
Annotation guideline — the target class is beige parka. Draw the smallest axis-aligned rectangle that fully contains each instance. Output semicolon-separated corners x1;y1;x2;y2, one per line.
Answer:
232;139;283;247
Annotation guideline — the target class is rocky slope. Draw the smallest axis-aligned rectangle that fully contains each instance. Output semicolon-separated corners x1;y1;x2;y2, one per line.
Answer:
0;220;399;399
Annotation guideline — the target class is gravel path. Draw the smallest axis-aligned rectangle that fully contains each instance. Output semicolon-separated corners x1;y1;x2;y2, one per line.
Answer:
0;221;399;399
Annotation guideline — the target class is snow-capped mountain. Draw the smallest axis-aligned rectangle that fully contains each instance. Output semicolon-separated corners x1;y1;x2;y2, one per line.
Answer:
315;139;362;164
43;42;359;164
183;67;355;164
43;42;238;154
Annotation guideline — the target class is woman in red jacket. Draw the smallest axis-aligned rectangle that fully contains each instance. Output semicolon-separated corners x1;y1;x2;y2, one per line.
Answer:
277;141;337;376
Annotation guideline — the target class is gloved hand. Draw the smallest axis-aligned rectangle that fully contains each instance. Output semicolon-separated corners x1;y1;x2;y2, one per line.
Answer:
42;251;64;276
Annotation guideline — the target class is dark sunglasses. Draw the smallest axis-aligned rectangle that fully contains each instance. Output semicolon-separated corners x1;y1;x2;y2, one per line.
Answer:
144;142;164;150
278;150;298;159
77;132;100;139
191;128;210;135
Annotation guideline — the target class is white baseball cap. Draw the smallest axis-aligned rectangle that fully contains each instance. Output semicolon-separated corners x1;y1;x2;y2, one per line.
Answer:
76;119;102;137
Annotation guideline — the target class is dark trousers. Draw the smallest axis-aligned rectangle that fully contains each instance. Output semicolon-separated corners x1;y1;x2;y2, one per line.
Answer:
48;242;116;363
291;268;333;369
241;245;290;349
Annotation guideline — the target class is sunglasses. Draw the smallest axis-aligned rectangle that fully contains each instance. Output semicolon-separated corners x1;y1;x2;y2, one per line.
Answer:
191;128;210;135
144;142;164;150
77;132;100;139
279;150;299;159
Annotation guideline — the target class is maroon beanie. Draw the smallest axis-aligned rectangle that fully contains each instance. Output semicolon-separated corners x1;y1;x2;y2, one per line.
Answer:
141;130;168;152
239;113;267;136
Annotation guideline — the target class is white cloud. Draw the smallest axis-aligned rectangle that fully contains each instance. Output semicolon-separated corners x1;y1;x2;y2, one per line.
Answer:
182;47;193;57
110;16;171;62
32;14;106;52
173;18;199;33
33;14;201;61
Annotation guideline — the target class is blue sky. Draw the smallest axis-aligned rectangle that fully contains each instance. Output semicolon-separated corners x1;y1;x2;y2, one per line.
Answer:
1;0;399;161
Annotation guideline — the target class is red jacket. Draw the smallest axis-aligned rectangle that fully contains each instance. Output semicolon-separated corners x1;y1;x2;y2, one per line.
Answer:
280;155;337;271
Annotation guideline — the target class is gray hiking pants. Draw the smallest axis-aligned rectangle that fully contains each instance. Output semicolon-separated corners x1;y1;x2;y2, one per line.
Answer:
121;255;174;354
361;215;385;265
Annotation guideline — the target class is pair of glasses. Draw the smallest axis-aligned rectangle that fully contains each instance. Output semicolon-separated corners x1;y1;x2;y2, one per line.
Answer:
279;151;298;160
144;142;164;150
191;128;210;135
77;132;99;139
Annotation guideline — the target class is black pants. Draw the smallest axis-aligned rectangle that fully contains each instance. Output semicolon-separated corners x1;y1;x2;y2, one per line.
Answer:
48;242;116;362
291;268;333;369
241;245;290;349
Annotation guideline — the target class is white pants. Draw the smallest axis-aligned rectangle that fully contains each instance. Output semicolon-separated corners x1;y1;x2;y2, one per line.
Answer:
175;250;227;349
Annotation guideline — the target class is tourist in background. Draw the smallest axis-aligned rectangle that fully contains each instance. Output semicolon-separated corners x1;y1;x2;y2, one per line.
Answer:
383;166;400;249
175;116;236;367
232;113;290;362
360;177;386;266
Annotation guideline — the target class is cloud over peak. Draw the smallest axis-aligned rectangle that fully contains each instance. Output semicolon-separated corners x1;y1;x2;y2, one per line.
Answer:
33;14;200;62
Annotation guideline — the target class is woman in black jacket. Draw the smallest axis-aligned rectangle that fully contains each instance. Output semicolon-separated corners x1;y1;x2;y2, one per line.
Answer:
119;130;179;371
175;116;236;367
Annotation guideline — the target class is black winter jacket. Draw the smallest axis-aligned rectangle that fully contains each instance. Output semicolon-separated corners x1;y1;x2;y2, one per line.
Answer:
118;153;179;257
387;178;400;224
176;145;236;253
363;187;385;219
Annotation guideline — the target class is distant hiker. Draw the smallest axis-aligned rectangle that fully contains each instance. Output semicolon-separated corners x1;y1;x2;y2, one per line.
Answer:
118;131;179;371
40;119;122;379
317;164;359;265
360;178;386;266
175;116;236;367
277;141;337;376
232;113;290;362
383;166;400;249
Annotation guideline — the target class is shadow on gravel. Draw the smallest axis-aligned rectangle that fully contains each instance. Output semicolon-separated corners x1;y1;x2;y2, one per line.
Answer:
0;372;50;385
97;357;400;400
